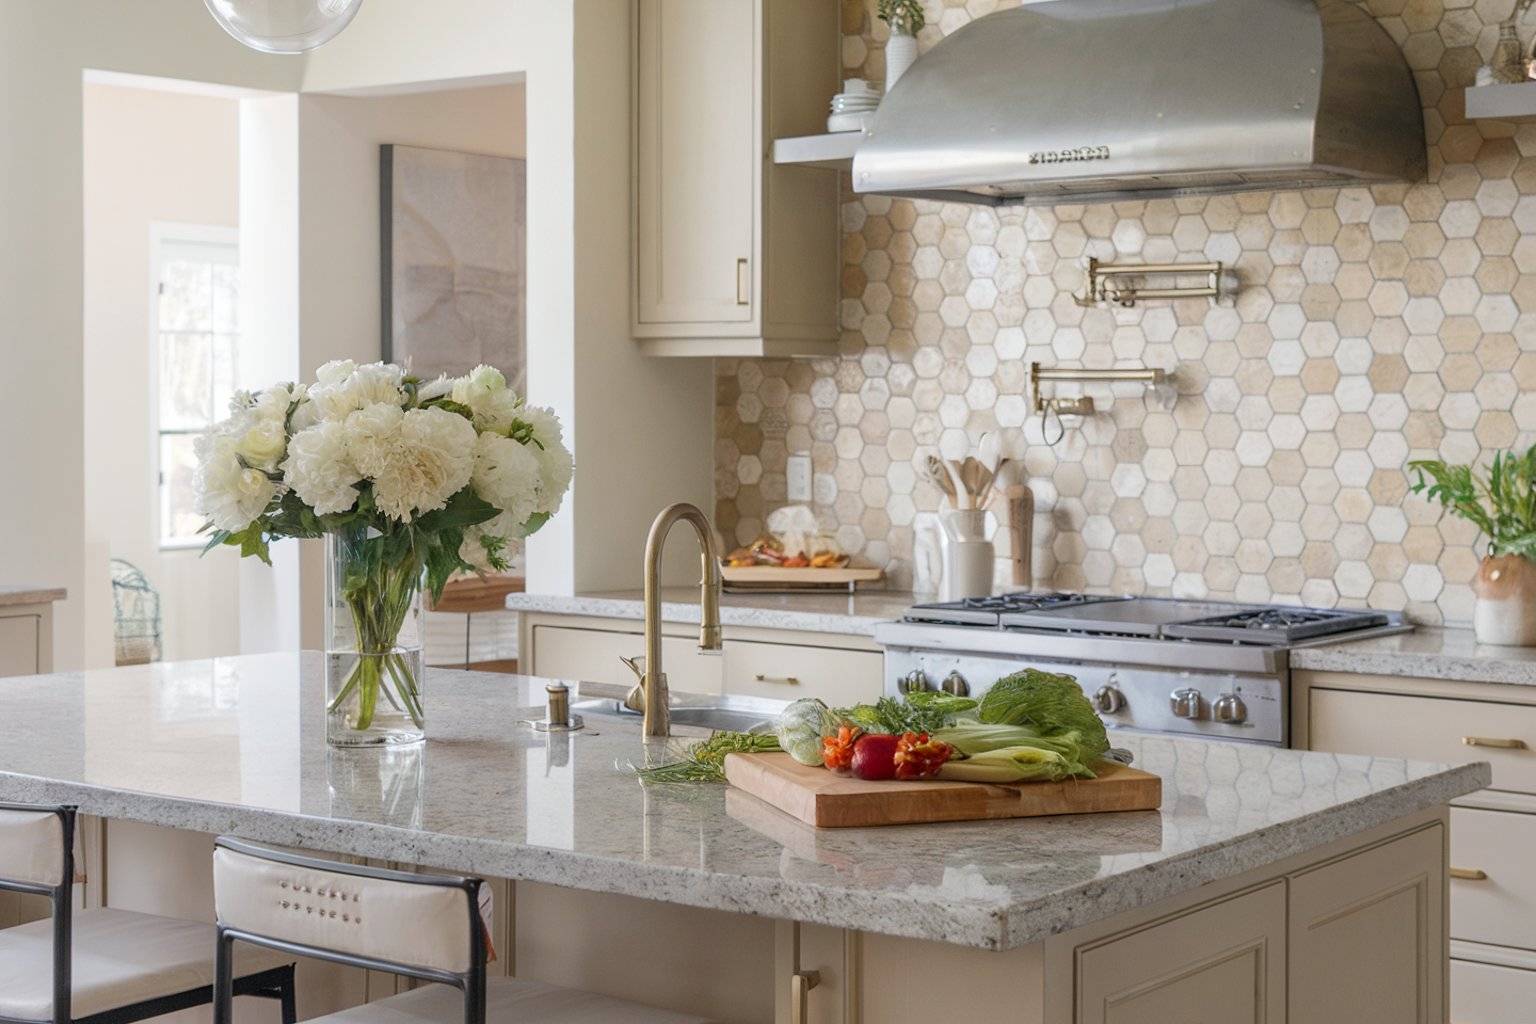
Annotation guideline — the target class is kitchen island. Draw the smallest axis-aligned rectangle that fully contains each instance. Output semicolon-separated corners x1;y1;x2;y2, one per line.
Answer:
0;654;1489;1023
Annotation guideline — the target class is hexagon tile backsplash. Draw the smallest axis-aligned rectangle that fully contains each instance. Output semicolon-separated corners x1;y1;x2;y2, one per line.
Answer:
716;0;1536;627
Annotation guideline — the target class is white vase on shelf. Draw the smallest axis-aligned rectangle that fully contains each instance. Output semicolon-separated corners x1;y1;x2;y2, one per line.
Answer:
885;30;919;92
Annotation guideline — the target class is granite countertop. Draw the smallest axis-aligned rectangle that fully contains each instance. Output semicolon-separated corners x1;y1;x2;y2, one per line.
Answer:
0;585;66;608
1292;626;1536;688
504;588;919;637
0;653;1487;950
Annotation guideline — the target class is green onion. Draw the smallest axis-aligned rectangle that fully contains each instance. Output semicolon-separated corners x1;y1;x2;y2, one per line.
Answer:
631;730;781;784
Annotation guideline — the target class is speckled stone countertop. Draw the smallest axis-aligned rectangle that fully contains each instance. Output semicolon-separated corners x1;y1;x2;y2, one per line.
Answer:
0;654;1487;950
505;588;919;637
1292;626;1536;688
0;585;66;608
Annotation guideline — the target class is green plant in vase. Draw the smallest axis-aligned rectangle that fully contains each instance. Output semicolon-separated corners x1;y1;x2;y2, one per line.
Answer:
194;362;572;744
1409;445;1536;645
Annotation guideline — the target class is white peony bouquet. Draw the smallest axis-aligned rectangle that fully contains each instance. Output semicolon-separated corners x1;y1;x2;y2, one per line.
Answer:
194;360;571;741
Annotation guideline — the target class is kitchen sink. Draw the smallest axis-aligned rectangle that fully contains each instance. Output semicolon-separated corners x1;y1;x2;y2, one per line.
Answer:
572;697;781;733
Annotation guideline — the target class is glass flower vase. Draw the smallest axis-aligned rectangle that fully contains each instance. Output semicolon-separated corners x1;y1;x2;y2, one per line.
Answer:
324;525;426;747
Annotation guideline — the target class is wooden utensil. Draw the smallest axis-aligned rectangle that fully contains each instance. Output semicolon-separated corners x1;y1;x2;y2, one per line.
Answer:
725;752;1161;829
1007;483;1034;587
927;454;958;503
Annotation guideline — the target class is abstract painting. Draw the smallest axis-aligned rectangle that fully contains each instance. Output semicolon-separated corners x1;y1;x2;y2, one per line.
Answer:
380;144;526;392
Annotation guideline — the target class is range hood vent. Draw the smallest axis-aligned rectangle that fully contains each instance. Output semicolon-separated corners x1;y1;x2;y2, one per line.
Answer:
852;0;1426;207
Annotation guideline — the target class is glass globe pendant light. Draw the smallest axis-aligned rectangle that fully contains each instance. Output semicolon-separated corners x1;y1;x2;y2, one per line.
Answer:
204;0;365;54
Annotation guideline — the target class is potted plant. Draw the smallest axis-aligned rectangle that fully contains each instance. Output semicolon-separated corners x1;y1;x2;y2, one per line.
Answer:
877;0;926;92
194;361;572;745
1410;446;1536;645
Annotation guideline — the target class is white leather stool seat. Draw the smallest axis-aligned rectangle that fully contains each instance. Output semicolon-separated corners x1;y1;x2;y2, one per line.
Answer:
308;977;714;1024
0;908;293;1020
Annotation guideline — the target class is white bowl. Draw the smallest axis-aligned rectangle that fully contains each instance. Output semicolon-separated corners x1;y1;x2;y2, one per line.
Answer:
826;111;875;133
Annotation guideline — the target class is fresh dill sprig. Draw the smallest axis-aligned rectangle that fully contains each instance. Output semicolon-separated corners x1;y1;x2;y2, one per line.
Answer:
631;730;781;784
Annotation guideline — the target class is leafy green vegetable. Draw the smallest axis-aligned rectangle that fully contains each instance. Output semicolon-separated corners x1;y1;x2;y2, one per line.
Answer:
833;695;958;736
633;731;781;784
1409;446;1536;560
933;724;1099;781
936;741;1095;783
977;669;1110;760
903;691;979;717
776;698;835;765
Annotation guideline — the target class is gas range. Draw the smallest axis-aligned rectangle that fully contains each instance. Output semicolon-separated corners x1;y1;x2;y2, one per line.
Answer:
876;593;1410;747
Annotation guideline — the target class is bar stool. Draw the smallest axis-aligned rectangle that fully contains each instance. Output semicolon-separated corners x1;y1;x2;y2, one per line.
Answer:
0;803;296;1024
212;837;715;1024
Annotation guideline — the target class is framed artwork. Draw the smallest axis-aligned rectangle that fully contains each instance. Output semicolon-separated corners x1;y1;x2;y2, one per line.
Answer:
380;144;526;393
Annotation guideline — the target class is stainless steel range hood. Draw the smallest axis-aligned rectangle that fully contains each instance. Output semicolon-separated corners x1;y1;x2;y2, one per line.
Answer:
852;0;1426;206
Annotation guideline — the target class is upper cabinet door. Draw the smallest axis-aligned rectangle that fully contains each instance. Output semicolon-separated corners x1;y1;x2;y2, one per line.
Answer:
635;0;757;328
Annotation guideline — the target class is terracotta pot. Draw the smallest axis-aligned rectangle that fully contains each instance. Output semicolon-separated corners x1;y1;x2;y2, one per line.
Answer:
1473;554;1536;646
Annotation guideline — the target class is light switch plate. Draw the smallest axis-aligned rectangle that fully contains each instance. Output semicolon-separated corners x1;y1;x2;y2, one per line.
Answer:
786;454;812;502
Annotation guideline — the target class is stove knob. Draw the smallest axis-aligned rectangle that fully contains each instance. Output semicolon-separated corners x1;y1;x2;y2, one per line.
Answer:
941;671;970;697
1092;684;1125;715
1169;687;1204;720
1213;692;1248;725
898;669;931;694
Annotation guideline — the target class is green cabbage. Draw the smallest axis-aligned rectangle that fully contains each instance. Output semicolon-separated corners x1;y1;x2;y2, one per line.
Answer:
775;698;835;765
976;669;1110;760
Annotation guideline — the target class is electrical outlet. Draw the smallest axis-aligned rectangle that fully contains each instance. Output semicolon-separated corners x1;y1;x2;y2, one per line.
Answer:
786;454;812;502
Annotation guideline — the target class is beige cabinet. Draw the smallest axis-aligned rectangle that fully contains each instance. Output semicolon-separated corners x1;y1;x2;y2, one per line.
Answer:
1452;959;1536;1023
1290;826;1445;1024
519;612;883;706
1076;883;1286;1024
1299;669;1536;1017
632;0;840;357
0;593;59;677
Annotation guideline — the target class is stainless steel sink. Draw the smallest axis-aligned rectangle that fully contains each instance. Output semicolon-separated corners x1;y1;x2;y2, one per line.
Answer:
573;697;780;734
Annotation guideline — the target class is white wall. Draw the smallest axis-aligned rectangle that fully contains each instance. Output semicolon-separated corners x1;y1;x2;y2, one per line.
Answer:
0;1;303;670
82;82;244;663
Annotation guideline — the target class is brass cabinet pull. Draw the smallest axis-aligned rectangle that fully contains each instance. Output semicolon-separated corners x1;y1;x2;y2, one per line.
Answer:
1450;867;1489;881
790;970;820;1024
1462;736;1528;750
754;674;800;686
736;258;750;305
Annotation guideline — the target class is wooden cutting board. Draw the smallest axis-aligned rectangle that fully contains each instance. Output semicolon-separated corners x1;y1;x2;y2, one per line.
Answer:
724;752;1161;828
720;565;884;586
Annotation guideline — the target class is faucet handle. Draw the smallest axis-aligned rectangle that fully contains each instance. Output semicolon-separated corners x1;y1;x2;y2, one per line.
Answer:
620;654;647;714
619;654;645;682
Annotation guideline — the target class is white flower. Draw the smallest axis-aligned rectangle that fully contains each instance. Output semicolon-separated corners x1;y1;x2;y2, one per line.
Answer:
349;405;477;522
451;364;521;432
250;383;296;423
233;415;288;472
470;432;543;528
195;431;277;532
281;420;362;515
416;373;454;402
307;361;405;422
459;512;523;572
517;405;573;516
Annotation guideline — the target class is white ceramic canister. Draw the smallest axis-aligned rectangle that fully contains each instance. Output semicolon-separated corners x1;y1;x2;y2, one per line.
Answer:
885;30;919;92
939;509;994;601
1473;553;1536;646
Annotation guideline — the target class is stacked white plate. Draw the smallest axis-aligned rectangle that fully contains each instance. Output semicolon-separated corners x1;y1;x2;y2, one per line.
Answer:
828;78;880;133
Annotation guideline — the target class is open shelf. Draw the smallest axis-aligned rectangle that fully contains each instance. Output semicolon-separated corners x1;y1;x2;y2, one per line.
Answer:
772;131;863;170
1465;80;1536;121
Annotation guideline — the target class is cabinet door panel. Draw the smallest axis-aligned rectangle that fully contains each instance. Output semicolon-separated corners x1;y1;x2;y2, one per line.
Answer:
529;625;722;695
1449;806;1536;951
1289;826;1445;1024
1310;687;1536;795
635;0;756;327
0;615;39;677
1452;959;1536;1023
1077;883;1285;1024
723;639;881;706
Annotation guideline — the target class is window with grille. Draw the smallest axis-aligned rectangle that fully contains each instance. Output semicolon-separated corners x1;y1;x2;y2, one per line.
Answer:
153;227;240;548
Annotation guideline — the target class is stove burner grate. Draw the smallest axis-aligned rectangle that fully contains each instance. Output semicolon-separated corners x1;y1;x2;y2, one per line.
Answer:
1162;607;1389;644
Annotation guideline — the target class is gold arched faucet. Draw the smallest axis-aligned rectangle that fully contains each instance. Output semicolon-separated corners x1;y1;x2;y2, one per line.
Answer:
621;503;724;737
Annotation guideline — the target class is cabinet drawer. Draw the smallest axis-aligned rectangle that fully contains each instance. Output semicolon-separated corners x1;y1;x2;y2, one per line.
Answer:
0;615;39;678
529;626;722;695
1310;688;1536;795
1452;959;1536;1023
722;640;882;707
1076;883;1286;1024
1450;807;1536;951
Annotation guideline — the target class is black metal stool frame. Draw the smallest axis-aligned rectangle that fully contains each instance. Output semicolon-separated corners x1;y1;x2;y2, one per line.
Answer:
0;803;296;1024
212;836;487;1024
